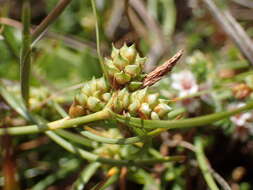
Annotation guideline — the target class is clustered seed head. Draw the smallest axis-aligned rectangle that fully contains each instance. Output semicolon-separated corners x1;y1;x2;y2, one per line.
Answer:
105;44;146;90
69;44;176;120
69;77;111;117
112;88;172;120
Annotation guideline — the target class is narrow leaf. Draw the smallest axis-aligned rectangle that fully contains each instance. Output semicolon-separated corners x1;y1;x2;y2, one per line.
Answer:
20;0;31;108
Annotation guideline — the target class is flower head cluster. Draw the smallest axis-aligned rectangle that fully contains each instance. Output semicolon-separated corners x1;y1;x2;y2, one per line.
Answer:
105;44;146;90
69;77;111;117
69;44;179;120
111;88;172;120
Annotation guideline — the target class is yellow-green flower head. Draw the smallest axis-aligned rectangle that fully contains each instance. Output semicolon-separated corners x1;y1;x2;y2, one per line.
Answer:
69;77;111;117
105;44;146;90
112;88;172;120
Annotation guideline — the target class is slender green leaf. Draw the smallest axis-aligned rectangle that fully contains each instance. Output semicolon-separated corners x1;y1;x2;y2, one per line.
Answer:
20;0;31;108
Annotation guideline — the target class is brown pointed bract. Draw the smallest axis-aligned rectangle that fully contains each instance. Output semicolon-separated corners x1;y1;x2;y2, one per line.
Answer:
142;50;183;88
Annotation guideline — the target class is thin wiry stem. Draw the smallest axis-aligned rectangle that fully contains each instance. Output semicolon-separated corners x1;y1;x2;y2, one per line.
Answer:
32;0;72;45
20;0;31;108
90;0;109;83
195;137;219;190
114;100;253;129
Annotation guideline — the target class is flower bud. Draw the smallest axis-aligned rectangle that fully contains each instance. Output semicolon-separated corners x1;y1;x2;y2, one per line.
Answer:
69;100;86;118
115;71;131;85
151;111;160;120
128;101;141;115
135;54;146;68
105;58;120;76
102;93;111;102
111;45;120;59
146;93;159;108
120;44;137;63
87;97;103;112
124;64;141;77
154;103;172;117
91;77;97;92
128;81;142;91
76;94;87;105
139;103;152;118
97;77;108;92
113;53;129;70
81;83;92;96
118;88;130;108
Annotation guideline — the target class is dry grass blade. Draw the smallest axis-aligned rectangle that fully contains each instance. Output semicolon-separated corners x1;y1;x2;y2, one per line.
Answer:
142;49;183;88
202;0;253;66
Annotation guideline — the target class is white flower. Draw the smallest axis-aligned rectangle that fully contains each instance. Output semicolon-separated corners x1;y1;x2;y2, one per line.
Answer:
171;70;198;97
229;103;252;126
229;103;253;140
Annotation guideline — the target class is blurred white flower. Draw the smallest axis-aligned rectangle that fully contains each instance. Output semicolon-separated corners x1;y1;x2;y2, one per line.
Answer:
171;70;198;97
230;103;252;126
229;103;253;140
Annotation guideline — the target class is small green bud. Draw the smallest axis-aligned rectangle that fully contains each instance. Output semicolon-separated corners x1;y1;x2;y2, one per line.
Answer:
112;97;124;113
81;83;92;96
113;53;129;70
87;97;103;112
128;101;140;115
111;45;120;59
135;54;146;68
105;58;120;76
154;103;172;117
120;44;137;63
91;77;97;92
76;94;87;105
134;88;147;102
139;103;152;118
120;89;130;108
146;93;159;108
97;77;108;92
128;81;142;91
115;71;131;85
151;111;160;120
102;92;111;102
124;64;141;77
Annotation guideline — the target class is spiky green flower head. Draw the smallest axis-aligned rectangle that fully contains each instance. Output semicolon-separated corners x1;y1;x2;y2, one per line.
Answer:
105;44;147;90
111;88;172;120
69;77;111;117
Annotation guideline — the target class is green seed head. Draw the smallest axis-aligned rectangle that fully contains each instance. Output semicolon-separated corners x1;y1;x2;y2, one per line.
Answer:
105;44;147;88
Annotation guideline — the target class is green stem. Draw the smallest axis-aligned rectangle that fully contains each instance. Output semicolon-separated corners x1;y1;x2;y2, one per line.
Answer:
32;0;72;44
195;137;219;190
72;162;101;190
55;129;93;148
0;109;111;135
46;130;184;166
90;0;109;83
81;128;167;144
20;0;31;108
114;101;253;129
